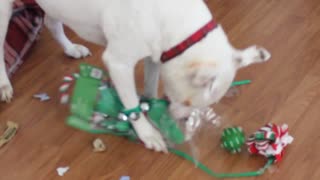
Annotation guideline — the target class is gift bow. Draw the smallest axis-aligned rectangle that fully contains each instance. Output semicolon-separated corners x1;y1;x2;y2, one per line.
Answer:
246;123;294;162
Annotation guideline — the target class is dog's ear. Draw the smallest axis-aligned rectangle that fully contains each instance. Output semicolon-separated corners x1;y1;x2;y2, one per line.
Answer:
187;62;217;87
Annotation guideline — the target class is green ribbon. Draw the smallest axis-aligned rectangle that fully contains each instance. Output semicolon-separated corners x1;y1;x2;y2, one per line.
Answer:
122;106;142;116
169;148;274;178
231;80;251;87
122;99;169;115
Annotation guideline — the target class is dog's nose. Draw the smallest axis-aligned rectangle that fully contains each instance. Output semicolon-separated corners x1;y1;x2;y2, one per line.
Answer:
183;99;192;106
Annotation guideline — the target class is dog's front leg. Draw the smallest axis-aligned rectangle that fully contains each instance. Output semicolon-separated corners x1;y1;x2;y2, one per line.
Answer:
44;15;91;59
0;0;14;102
143;57;160;98
103;51;167;153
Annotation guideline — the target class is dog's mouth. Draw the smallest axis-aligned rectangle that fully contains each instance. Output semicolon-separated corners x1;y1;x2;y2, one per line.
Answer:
167;102;194;120
162;94;197;120
163;94;214;121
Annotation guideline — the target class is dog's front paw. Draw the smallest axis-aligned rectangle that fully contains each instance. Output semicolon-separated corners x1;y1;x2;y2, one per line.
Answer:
0;81;13;103
238;45;271;68
250;45;271;63
132;115;168;153
65;44;92;59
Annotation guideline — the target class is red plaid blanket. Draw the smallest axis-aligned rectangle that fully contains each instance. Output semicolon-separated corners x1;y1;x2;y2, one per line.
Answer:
5;0;44;77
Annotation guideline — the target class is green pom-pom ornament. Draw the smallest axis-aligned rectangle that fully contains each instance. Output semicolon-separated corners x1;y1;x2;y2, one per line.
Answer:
221;126;245;154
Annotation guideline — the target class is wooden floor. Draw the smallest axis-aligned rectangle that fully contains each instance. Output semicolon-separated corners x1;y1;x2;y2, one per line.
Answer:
1;0;320;179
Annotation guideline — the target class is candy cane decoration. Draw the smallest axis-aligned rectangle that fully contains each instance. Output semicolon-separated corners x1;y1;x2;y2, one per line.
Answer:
59;74;79;104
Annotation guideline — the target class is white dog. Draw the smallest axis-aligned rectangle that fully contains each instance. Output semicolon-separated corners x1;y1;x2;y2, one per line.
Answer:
0;0;270;152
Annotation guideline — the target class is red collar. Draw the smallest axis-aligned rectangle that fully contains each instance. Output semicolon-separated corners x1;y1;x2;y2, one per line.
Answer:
160;19;217;63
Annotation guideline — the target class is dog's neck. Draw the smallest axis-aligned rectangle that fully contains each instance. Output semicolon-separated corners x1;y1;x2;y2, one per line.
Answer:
160;19;217;63
159;1;212;56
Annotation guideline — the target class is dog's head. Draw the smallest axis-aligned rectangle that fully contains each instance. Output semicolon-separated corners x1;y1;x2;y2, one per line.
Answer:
161;26;271;119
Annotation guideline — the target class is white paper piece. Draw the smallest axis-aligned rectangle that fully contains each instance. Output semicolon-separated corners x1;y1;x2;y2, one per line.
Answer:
56;166;70;176
120;176;130;180
33;93;50;102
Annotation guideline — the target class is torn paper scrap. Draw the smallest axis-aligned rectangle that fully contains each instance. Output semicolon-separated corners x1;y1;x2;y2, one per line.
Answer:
93;138;106;152
57;166;70;176
120;176;130;180
33;93;51;102
0;121;18;148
